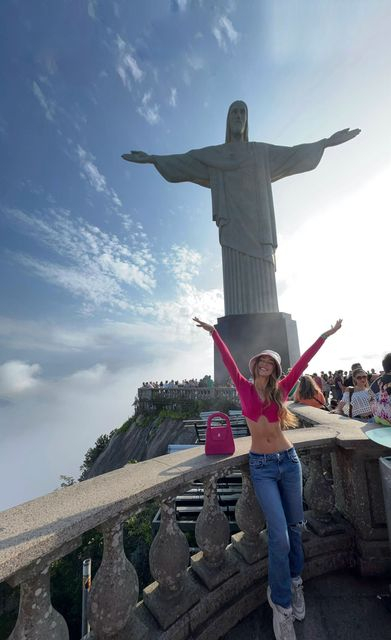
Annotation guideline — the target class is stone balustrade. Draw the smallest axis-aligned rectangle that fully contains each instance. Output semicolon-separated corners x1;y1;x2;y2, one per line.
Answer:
1;407;390;640
136;386;239;412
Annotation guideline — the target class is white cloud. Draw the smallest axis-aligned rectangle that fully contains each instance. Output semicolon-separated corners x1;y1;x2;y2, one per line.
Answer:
77;145;122;207
0;361;42;397
0;273;225;509
137;91;160;125
0;289;223;358
116;35;143;91
77;145;107;192
169;87;177;107
0;317;100;352
88;0;97;19
162;244;201;283
154;284;223;333
32;81;56;121
213;15;240;51
186;54;204;71
6;208;156;311
0;337;213;510
118;212;135;233
0;267;224;507
171;0;189;11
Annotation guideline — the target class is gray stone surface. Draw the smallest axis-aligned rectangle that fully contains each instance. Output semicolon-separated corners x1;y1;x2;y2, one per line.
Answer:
88;519;140;639
223;570;391;640
191;549;239;590
132;525;355;640
0;426;345;583
232;470;267;564
8;570;69;640
214;312;300;385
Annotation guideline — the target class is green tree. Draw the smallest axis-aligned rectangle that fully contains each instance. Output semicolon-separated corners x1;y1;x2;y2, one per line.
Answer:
79;433;114;480
59;475;76;488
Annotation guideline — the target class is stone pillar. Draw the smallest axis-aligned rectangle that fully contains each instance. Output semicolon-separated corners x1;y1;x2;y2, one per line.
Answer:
8;570;69;640
88;518;145;640
231;469;267;563
303;449;347;536
332;442;391;575
214;312;300;385
303;448;352;538
143;497;199;630
191;474;239;589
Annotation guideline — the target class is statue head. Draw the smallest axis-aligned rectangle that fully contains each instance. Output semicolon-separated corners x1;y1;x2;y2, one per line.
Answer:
225;100;248;143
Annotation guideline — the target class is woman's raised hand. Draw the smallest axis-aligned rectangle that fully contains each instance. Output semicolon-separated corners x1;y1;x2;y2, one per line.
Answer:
193;317;214;334
322;318;343;338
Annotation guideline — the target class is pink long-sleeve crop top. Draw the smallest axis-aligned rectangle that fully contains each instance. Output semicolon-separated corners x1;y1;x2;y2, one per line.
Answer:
212;330;325;422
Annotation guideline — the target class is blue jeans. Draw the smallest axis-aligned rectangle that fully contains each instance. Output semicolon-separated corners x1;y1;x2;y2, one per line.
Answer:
249;447;305;608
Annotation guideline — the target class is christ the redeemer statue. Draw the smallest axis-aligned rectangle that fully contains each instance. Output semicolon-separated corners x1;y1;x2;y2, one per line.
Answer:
122;101;360;315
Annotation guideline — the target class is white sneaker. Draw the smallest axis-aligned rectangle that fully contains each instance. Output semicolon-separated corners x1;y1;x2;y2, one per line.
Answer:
267;586;296;640
291;576;305;621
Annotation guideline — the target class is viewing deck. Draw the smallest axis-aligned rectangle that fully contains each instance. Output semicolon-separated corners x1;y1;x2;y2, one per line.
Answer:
136;385;239;413
0;405;390;639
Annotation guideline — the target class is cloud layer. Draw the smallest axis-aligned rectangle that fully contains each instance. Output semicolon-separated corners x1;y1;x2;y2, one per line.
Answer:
213;16;240;51
6;207;156;312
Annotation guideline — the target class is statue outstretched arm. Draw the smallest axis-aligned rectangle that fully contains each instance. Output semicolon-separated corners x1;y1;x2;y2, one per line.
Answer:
122;150;155;164
323;128;361;148
269;127;361;182
121;148;210;188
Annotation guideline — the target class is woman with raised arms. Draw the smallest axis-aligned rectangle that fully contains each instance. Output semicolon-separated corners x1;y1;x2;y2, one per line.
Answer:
193;316;342;640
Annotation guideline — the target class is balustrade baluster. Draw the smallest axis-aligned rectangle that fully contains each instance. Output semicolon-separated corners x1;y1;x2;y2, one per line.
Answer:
304;450;345;536
232;469;267;563
88;518;146;640
191;474;238;589
143;496;199;630
8;569;68;640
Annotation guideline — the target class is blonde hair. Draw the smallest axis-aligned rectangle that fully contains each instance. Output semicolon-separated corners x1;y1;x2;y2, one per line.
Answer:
253;362;298;430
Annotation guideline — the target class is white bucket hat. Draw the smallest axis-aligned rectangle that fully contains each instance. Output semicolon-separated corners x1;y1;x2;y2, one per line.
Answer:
249;349;282;379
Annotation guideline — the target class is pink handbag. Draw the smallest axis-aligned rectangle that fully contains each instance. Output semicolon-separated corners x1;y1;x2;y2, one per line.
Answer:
205;412;235;456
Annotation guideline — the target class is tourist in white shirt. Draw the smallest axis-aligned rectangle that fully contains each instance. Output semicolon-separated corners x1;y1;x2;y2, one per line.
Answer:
337;369;373;421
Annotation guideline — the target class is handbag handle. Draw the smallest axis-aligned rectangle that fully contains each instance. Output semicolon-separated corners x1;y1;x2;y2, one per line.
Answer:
207;412;230;428
312;396;330;411
348;387;354;418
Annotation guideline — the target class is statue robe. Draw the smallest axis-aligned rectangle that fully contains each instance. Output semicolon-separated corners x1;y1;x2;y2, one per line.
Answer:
153;140;325;314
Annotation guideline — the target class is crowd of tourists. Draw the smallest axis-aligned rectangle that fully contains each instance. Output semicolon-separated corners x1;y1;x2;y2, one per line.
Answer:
141;375;213;389
141;357;391;426
290;354;391;425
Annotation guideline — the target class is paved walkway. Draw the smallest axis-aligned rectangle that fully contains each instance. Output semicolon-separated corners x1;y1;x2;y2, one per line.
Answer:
224;570;391;640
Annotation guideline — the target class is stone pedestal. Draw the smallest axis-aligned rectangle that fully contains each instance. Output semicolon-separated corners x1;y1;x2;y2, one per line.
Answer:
214;312;300;385
191;549;239;590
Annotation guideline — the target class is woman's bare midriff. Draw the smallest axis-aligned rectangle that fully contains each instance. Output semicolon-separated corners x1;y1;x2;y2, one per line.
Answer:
246;415;293;454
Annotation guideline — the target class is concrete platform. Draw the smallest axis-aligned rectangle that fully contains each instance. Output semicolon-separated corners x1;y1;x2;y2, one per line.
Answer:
224;570;391;640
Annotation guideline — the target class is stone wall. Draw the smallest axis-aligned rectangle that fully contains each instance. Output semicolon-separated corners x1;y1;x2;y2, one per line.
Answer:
1;408;390;640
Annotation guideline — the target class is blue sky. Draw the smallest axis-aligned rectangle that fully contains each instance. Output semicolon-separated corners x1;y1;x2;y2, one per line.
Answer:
1;0;391;509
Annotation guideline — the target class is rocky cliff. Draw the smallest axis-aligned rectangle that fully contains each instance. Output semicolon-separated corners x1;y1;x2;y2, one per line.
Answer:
86;414;197;479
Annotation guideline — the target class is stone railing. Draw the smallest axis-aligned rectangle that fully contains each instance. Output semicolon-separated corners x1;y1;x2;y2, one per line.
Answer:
0;407;390;640
137;385;239;413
